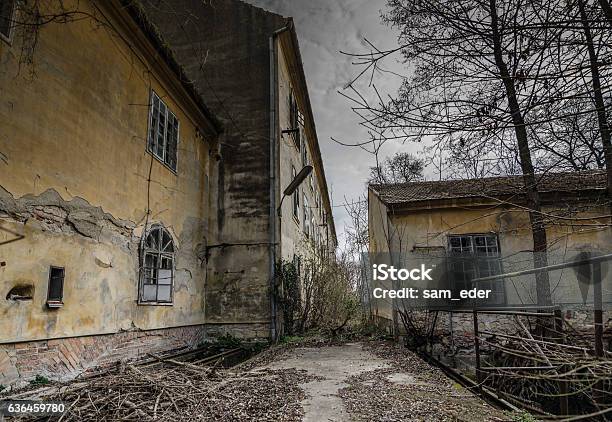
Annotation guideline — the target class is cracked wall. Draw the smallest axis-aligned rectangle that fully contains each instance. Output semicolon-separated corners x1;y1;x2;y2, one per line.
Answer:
0;0;218;386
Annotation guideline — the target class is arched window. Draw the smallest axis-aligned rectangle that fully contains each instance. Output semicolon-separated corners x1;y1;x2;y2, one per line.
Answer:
139;225;174;303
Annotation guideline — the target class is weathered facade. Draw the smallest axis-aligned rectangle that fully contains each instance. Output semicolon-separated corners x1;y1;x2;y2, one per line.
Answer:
141;0;337;341
368;171;612;328
0;0;221;387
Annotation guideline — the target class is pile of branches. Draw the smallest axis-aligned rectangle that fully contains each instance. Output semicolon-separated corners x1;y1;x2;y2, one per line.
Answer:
14;358;312;421
481;316;612;416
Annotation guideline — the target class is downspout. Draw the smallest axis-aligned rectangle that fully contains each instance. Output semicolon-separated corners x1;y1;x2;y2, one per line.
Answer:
269;23;291;342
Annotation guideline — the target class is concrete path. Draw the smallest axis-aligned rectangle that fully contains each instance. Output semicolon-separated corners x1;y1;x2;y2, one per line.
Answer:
257;342;508;422
264;343;388;422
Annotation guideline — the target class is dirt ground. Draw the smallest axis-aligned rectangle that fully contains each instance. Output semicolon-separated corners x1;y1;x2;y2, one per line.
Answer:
5;340;519;421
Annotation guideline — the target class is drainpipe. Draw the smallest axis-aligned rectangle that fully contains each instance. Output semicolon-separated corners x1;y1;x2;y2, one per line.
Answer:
269;22;291;342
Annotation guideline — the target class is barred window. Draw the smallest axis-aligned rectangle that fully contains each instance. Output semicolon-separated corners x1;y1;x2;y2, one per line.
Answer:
139;225;174;304
448;234;505;305
0;0;15;41
148;91;179;171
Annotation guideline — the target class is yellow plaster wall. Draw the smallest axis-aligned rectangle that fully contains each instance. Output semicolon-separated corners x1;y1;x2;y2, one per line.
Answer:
0;1;215;342
369;199;612;320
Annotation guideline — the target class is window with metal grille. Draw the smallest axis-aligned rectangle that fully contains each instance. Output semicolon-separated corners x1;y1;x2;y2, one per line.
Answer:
147;91;179;171
139;225;174;304
448;234;505;305
47;266;65;308
0;0;15;41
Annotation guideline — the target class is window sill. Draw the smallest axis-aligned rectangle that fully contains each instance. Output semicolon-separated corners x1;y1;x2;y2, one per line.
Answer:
137;301;174;306
46;301;64;309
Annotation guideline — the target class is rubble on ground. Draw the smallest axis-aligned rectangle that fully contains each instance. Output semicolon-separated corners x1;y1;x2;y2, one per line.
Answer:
338;341;512;422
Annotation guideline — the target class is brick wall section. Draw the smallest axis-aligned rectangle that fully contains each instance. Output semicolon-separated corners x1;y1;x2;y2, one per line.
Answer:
0;325;207;390
205;322;270;342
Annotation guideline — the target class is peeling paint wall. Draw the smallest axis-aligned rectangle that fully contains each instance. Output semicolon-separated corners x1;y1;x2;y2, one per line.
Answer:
0;0;216;347
368;194;612;321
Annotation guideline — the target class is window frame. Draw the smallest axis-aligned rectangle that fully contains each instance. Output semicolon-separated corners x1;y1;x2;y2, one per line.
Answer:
291;166;300;223
139;225;175;305
289;90;301;149
0;0;16;43
303;194;310;238
46;266;65;308
447;233;506;306
147;90;179;173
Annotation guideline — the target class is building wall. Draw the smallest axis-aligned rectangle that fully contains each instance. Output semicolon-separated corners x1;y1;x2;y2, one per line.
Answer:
140;0;289;340
277;39;331;263
0;1;216;386
368;192;612;320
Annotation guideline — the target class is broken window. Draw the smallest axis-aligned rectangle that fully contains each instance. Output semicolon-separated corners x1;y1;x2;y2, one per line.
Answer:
448;234;505;305
0;0;15;41
147;91;179;171
139;225;175;304
47;266;65;308
292;166;300;221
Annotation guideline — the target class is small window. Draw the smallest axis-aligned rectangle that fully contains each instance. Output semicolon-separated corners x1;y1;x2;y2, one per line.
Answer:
139;225;175;304
47;266;65;308
0;0;15;41
303;194;310;238
302;142;308;167
292;166;300;221
289;91;300;148
147;91;179;171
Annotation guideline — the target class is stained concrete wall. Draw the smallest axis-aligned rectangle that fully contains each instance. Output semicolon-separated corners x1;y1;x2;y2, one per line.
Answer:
277;39;331;262
0;0;216;346
140;0;287;338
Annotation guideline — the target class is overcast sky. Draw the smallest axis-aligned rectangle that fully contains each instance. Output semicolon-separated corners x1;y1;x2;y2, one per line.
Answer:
244;0;416;248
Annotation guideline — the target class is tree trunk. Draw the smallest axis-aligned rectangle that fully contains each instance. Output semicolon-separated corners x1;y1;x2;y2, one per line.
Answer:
579;0;612;212
490;0;552;305
598;0;612;27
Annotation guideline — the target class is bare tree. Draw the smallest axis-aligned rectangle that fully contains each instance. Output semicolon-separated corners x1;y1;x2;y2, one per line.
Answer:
341;0;573;304
368;151;424;184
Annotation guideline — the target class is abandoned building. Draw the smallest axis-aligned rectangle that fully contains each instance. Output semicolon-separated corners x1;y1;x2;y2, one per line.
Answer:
140;0;337;339
0;0;336;388
368;171;611;351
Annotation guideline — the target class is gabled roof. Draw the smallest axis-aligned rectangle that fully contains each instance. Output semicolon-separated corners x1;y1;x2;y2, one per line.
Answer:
369;170;607;206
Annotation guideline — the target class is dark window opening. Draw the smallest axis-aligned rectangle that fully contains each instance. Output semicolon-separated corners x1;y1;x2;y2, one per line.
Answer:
47;266;65;307
0;0;15;40
139;225;174;304
448;234;505;305
292;166;300;221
